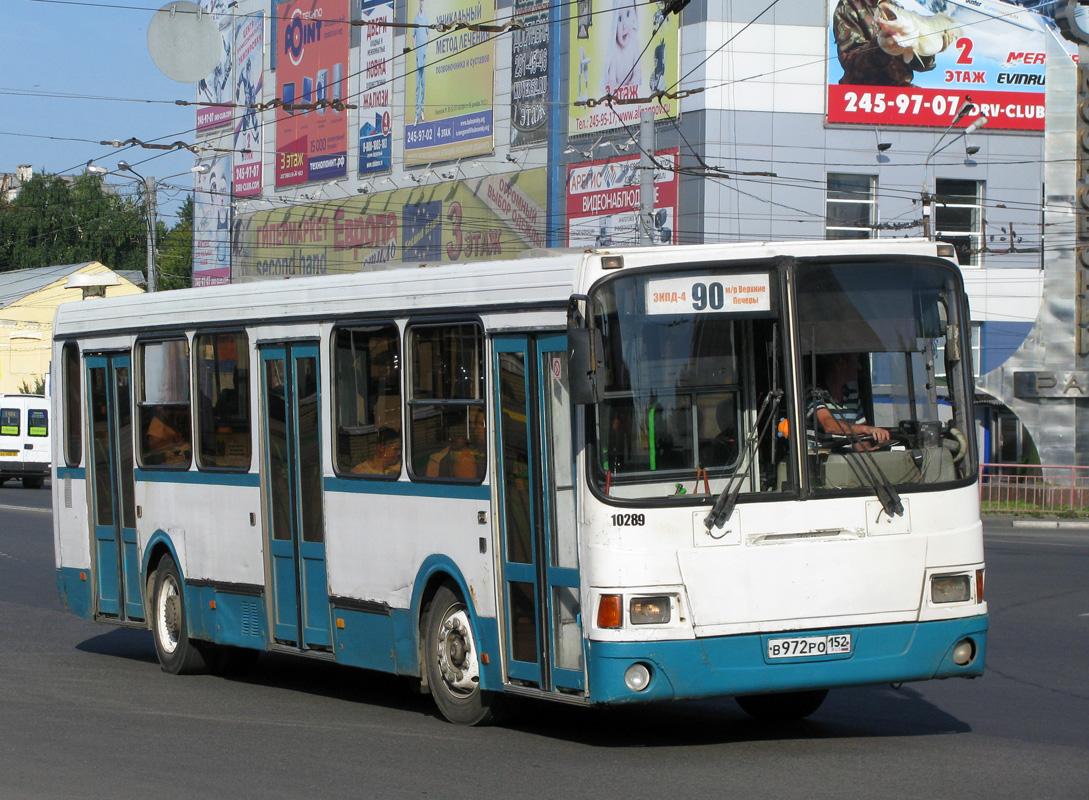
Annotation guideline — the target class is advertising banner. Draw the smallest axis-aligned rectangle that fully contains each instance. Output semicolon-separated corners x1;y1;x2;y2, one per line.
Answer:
233;13;264;196
567;0;679;136
566;149;678;247
510;0;549;147
196;1;234;135
193;156;232;286
356;0;394;175
403;0;495;165
827;0;1051;131
275;0;350;187
236;169;546;278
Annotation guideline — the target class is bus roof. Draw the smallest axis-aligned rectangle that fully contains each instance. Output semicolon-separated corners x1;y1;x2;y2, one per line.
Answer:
53;239;954;338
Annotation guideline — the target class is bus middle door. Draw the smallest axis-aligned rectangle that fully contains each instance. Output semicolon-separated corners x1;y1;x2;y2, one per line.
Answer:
259;343;331;651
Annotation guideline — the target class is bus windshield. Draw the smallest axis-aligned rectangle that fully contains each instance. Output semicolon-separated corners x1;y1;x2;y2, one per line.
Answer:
588;259;975;502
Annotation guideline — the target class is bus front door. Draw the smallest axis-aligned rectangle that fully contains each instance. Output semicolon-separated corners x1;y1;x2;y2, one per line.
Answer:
86;353;142;621
260;343;331;650
494;334;584;694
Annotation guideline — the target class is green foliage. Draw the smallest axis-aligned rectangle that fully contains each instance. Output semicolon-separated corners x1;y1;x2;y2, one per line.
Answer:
17;376;46;395
157;196;194;291
0;171;147;275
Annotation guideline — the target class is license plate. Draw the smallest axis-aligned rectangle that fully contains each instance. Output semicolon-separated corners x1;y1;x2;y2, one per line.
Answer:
0;451;17;457
767;633;853;659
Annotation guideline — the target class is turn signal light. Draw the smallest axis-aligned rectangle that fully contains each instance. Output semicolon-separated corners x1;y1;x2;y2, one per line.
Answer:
597;594;623;628
976;568;985;603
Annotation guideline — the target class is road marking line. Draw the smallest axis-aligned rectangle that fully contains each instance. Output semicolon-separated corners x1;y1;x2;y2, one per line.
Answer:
0;503;51;515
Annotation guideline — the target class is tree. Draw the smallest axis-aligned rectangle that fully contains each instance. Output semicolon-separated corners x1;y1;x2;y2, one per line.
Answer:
157;195;194;290
0;171;148;274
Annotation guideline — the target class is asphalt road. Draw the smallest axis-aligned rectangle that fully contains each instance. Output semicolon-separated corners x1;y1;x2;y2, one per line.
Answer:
1;485;1086;799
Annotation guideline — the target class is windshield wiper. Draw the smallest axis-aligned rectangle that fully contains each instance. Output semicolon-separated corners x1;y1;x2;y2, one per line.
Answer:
705;389;782;531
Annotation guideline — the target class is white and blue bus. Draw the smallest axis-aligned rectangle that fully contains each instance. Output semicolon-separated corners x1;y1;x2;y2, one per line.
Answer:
52;240;986;724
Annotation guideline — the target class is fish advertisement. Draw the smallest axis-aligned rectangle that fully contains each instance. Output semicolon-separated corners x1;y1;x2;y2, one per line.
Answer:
827;0;1056;131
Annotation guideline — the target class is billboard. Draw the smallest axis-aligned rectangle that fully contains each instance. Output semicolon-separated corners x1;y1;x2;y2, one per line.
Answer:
275;0;350;186
194;155;232;286
510;0;549;147
196;1;234;134
234;13;264;196
403;0;495;165
236;170;547;278
568;0;680;136
356;0;394;175
827;0;1052;131
566;149;678;247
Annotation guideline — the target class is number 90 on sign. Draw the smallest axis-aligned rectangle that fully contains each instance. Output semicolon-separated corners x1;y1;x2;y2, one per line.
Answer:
645;273;771;315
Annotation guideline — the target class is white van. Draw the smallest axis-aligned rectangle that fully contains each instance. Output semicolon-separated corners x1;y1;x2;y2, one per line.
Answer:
0;394;51;489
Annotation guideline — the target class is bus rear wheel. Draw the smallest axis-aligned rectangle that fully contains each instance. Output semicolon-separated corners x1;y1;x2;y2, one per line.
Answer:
424;585;503;726
151;554;207;675
735;689;828;721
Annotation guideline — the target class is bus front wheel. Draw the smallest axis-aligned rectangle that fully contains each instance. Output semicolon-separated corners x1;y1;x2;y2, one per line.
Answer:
151;554;207;675
735;689;828;721
424;585;503;726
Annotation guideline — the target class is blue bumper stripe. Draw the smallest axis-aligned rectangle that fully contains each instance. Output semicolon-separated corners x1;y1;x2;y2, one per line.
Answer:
586;616;988;704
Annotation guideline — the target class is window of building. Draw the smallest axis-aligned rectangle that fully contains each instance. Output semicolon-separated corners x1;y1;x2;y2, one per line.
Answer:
407;323;485;481
194;331;251;470
826;173;876;239
333;323;402;477
935;178;983;266
62;342;81;466
137;338;191;468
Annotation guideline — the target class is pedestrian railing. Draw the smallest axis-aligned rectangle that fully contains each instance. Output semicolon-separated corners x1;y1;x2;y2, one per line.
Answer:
979;462;1089;516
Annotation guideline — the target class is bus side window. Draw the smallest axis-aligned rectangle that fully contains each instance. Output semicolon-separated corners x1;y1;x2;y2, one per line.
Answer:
195;331;251;470
62;341;82;467
333;323;402;477
138;338;192;468
407;322;485;482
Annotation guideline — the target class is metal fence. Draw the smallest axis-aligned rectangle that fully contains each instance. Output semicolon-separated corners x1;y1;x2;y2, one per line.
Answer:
979;463;1089;516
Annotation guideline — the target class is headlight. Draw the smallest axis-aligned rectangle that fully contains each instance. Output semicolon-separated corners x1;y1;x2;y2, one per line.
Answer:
931;574;971;604
630;595;672;625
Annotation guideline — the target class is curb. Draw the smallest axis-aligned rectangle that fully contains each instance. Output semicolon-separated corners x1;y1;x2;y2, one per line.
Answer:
1010;519;1089;530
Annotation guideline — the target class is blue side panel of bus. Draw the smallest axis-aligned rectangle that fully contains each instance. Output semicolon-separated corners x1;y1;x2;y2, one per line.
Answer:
56;568;93;619
585;615;988;704
187;587;268;650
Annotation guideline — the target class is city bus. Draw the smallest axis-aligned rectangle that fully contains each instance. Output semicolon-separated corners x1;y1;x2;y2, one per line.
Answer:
51;240;986;725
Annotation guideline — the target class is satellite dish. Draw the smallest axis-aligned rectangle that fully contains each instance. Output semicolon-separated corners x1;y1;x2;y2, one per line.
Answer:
147;1;222;83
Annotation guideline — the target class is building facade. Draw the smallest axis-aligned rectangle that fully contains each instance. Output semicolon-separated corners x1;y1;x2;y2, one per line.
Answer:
192;0;1077;463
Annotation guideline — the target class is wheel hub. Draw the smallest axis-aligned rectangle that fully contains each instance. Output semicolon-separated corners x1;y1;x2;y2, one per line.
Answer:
163;592;180;634
436;608;479;694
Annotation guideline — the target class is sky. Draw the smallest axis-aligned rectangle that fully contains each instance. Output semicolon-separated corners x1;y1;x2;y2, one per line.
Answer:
3;0;204;225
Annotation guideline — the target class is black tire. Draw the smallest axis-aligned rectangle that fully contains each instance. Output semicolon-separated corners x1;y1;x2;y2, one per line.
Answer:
736;689;828;721
23;476;43;489
424;585;504;725
150;554;207;675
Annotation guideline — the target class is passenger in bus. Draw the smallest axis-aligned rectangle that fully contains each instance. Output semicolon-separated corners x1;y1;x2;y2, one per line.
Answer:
144;407;190;464
706;399;739;467
352;427;402;476
426;407;485;480
811;353;889;448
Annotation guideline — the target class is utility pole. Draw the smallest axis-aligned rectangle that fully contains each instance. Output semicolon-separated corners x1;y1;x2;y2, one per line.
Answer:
144;177;158;293
639;110;655;245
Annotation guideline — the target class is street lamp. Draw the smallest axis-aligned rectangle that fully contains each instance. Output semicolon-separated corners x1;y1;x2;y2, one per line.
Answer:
89;161;210;292
922;99;986;240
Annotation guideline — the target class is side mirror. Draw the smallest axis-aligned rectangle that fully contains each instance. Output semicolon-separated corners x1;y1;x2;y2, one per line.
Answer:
568;327;604;405
567;294;604;405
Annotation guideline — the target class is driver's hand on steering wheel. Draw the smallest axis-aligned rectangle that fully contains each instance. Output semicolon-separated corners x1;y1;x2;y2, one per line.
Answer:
858;425;890;445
